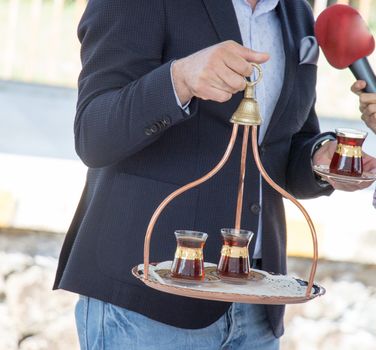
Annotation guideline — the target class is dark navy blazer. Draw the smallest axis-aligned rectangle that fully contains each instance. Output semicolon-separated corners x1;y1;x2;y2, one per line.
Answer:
54;0;333;337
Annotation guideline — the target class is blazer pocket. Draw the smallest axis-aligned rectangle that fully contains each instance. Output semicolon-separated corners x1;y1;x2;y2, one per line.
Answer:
96;173;198;283
299;36;319;66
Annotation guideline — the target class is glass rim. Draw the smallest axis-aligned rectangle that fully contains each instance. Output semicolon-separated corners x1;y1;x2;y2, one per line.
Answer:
335;128;368;139
221;228;254;238
174;230;208;240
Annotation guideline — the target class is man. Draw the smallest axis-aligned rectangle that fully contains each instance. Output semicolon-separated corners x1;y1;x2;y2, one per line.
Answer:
54;0;376;349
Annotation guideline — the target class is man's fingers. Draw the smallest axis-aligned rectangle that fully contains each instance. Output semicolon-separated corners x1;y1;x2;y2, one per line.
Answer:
351;80;366;95
363;104;376;118
312;140;337;166
200;86;232;103
357;93;376;114
227;41;269;64
242;48;270;64
358;88;376;132
222;52;253;77
217;65;247;93
186;40;270;103
327;178;372;192
361;112;376;133
359;104;366;114
359;93;376;104
209;75;239;95
362;153;376;172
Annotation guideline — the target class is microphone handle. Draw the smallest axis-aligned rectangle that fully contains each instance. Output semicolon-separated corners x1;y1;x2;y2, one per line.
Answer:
349;58;376;93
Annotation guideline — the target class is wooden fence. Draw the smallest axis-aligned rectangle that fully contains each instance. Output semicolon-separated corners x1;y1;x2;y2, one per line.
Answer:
0;0;373;87
0;0;86;86
313;0;373;20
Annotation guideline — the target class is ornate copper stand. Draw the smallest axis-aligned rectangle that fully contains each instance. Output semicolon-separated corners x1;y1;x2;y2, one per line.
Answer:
133;64;323;304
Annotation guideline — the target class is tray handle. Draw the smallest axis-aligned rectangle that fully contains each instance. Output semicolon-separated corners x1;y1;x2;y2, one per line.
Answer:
251;126;318;298
143;124;239;279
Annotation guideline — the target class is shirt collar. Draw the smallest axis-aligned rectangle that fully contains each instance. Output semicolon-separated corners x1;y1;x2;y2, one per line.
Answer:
241;0;280;17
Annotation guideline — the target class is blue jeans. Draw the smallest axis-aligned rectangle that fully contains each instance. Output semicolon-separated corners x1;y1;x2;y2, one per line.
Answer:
75;296;279;350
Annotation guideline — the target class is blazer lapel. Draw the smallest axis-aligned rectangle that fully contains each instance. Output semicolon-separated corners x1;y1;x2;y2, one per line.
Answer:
201;0;243;44
201;0;244;120
262;0;298;143
201;0;299;128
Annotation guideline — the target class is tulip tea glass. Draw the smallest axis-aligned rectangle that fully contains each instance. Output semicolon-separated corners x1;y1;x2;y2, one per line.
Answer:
170;230;208;281
217;228;254;281
329;128;367;177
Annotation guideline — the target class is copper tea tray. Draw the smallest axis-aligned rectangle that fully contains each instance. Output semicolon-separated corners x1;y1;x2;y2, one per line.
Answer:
132;262;325;304
132;65;324;304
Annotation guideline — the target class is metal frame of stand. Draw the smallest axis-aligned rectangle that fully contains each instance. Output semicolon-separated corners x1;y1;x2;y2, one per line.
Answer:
133;64;322;304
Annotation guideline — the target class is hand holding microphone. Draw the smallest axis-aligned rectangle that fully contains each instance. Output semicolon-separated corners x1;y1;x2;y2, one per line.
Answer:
315;4;376;93
351;81;376;134
314;5;376;192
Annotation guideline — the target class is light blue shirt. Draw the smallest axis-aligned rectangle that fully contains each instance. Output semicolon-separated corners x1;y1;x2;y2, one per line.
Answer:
172;0;285;258
232;0;284;142
232;0;285;258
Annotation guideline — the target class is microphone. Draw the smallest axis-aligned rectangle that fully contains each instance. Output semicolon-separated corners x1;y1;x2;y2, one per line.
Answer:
315;4;376;93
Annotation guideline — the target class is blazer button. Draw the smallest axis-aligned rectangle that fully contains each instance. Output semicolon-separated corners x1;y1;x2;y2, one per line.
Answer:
162;117;171;126
156;120;166;129
250;203;261;215
150;124;159;133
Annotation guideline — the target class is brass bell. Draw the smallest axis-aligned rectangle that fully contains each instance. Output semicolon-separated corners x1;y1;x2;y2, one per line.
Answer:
230;64;263;126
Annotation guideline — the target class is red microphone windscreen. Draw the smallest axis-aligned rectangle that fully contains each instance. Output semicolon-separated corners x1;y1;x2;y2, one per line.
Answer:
315;4;375;69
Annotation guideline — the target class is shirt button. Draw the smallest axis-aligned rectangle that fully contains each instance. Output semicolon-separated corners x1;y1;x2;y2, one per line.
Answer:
250;203;261;215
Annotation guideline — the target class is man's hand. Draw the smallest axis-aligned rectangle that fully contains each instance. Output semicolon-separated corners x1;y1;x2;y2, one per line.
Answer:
351;80;376;133
313;141;376;191
172;40;269;105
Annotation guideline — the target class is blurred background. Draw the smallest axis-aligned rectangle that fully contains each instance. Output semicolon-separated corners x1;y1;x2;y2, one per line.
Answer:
0;0;375;349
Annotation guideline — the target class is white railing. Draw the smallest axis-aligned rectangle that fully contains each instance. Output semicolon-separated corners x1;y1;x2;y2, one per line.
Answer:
0;0;86;87
313;0;372;20
0;0;372;87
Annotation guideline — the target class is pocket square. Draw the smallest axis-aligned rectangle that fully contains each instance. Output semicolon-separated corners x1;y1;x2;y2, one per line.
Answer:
299;36;319;65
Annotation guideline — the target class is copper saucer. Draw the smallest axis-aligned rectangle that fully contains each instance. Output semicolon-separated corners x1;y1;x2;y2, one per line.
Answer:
313;164;376;184
218;269;265;284
159;266;221;284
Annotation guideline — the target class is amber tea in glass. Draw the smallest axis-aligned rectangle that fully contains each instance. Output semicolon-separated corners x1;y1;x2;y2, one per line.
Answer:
217;228;254;280
329;128;367;177
170;230;208;281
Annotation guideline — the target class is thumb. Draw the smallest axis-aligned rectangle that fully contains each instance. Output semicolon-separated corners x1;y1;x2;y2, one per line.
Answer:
351;80;366;96
238;47;269;64
247;49;270;64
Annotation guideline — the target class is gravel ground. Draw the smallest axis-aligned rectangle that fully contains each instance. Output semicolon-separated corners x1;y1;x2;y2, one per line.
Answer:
1;230;375;350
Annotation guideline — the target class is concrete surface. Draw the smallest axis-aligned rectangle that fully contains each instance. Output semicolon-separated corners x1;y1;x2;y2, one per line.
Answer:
0;80;375;262
0;80;77;160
